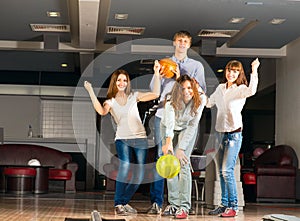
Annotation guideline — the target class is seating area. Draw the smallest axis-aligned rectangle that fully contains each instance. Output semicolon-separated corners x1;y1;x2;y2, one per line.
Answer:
254;144;298;203
0;144;78;194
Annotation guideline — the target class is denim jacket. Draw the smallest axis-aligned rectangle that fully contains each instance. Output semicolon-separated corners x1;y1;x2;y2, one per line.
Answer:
161;94;206;150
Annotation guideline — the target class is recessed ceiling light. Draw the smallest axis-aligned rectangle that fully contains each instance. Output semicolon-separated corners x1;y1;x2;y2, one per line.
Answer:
47;11;61;17
217;69;224;73
269;18;286;25
245;1;263;5
61;63;68;68
115;14;128;20
229;17;245;24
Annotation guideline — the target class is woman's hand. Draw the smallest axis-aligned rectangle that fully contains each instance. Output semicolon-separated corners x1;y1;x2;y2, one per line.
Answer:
153;60;161;76
175;149;188;166
84;81;93;92
162;143;173;155
251;58;260;74
173;65;180;79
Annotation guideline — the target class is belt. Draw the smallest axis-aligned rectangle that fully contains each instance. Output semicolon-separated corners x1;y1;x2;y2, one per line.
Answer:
224;127;242;135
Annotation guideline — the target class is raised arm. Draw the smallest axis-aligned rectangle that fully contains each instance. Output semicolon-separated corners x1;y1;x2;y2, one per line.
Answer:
84;81;110;116
137;60;161;102
238;58;260;98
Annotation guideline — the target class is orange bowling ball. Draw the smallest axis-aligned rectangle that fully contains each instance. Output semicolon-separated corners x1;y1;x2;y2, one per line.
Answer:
159;58;177;78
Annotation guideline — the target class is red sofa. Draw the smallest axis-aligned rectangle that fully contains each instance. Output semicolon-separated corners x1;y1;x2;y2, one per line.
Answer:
0;144;78;193
254;144;298;202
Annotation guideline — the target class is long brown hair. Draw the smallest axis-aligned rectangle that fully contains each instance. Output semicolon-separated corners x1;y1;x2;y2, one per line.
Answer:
106;69;131;99
224;60;248;86
169;75;201;116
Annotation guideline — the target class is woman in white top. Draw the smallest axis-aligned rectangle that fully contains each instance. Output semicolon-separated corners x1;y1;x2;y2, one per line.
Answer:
84;61;161;216
206;58;260;217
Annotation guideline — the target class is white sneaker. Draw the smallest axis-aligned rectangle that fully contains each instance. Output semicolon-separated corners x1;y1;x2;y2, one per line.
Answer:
115;205;128;216
147;202;162;214
123;204;137;214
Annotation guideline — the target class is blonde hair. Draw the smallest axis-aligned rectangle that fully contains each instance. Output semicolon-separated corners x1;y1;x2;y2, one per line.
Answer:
173;30;192;46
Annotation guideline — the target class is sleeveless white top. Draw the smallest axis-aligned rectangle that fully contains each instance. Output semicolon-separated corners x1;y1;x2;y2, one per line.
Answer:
104;92;147;140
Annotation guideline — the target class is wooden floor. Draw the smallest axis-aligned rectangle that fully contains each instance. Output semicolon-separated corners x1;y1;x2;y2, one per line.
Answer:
0;191;299;221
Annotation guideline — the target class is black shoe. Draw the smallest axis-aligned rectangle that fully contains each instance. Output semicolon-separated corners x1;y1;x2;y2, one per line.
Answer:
162;205;178;216
208;205;227;215
147;202;162;214
189;208;196;215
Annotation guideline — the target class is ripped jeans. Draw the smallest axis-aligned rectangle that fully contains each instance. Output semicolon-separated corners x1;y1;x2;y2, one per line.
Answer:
216;132;242;211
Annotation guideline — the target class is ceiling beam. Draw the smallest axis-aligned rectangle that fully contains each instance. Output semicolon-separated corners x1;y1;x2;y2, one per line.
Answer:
227;20;260;48
67;0;79;47
96;0;111;46
78;0;101;49
0;40;114;53
217;43;286;58
0;40;287;58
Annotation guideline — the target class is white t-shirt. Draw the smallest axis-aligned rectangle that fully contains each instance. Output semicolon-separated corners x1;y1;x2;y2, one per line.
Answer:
104;92;147;139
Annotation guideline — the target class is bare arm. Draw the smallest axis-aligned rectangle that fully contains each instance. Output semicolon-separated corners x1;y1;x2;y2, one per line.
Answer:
162;137;173;155
137;60;161;102
84;81;110;115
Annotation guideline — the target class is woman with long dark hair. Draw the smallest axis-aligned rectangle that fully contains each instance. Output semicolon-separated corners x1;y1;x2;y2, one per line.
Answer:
160;74;206;219
84;62;161;215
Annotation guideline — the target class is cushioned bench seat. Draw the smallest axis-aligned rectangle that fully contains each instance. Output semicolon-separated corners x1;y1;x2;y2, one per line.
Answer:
4;167;36;194
0;144;78;193
49;169;72;180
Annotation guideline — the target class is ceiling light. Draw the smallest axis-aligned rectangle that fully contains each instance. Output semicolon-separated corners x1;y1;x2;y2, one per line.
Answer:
245;1;263;5
269;18;286;25
47;11;61;17
227;20;259;47
61;63;68;68
229;17;245;24
217;69;224;73
115;14;128;20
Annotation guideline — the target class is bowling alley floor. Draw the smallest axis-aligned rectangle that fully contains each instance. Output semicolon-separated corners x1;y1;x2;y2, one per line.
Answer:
0;191;299;221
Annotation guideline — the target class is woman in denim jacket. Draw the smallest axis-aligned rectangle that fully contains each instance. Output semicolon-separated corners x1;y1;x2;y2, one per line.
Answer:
160;74;206;219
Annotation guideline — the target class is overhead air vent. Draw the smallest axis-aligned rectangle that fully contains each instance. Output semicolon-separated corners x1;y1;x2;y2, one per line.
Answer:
140;59;155;65
106;26;145;35
198;29;239;38
30;24;70;32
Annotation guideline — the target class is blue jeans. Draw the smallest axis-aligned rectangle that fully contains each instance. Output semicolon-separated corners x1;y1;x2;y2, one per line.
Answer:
216;132;242;211
149;116;164;207
114;138;148;206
